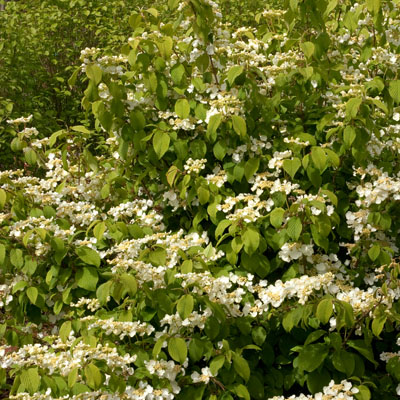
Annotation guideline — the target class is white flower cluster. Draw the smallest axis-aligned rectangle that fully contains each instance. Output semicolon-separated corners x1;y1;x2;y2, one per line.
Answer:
183;158;207;174
0;283;13;308
278;242;314;263
0;339;136;377
80;47;101;62
160;308;212;334
216;193;274;224
70;297;100;312
177;271;253;317
191;367;214;384
85;316;155;340
9;383;175;400
205;89;243;123
268;379;359;399
9;216;75;256
7;114;33;125
20;127;39;138
108;199;164;230
380;337;400;362
227;135;272;163
145;359;184;394
244;273;335;316
353;164;400;207
158;111;197;131
205;166;227;188
250;174;300;196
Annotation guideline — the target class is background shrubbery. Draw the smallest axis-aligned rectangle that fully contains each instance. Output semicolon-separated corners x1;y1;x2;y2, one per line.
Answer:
1;0;400;399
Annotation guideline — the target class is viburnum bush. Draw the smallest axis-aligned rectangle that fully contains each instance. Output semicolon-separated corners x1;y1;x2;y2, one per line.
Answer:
1;0;400;399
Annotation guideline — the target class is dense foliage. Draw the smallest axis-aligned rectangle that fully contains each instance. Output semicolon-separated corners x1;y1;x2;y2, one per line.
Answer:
0;0;161;168
1;0;400;399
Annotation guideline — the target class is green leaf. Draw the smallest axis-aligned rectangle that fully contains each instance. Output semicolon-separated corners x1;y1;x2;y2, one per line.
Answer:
189;338;204;362
304;330;326;345
175;99;190;119
283;158;301;179
287;217;302;240
146;7;159;17
25;149;37;166
157;37;173;59
325;148;340;168
129;13;142;29
332;350;355;376
347;340;377;366
153;335;167;358
316;298;333;324
371;308;386;337
120;273;137;296
166;165;179;187
320;189;338;207
153;131;170;159
26;287;38;304
76;246;101;267
232;353;250;382
233;162;245;182
252;326;267;346
345;97;362;119
371;98;388;114
59;321;72;343
301;41;315;58
177;294;194;319
86;64;102;85
365;0;380;13
93;222;106;242
0;244;5;265
213;140;227;160
68;368;79;388
233;384;250;400
101;183;110;199
12;280;27;294
387;356;400;380
232;115;247;137
20;368;40;395
96;281;112;305
355;385;371;400
389;80;400;103
76;267;99;292
207;113;223;141
282;307;303;332
227;65;244;85
343;126;356;147
171;64;186;85
197;187;210;205
311;147;327;171
215;219;231;238
210;355;225;376
242;228;260;255
368;244;380;261
297;344;328;372
149;247;167;266
68;68;79;88
244;158;260;181
10;248;24;268
85;363;103;390
0;188;6;210
72;125;91;134
168;337;187;364
270;208;285;228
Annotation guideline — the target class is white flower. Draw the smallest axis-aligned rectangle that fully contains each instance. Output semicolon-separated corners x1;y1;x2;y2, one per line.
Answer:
191;367;214;383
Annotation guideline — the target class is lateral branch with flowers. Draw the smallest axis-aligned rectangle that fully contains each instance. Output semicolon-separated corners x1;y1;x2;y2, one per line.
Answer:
1;0;400;399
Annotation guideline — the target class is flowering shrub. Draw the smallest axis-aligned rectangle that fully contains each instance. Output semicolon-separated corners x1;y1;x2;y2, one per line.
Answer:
1;0;400;399
0;0;163;152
